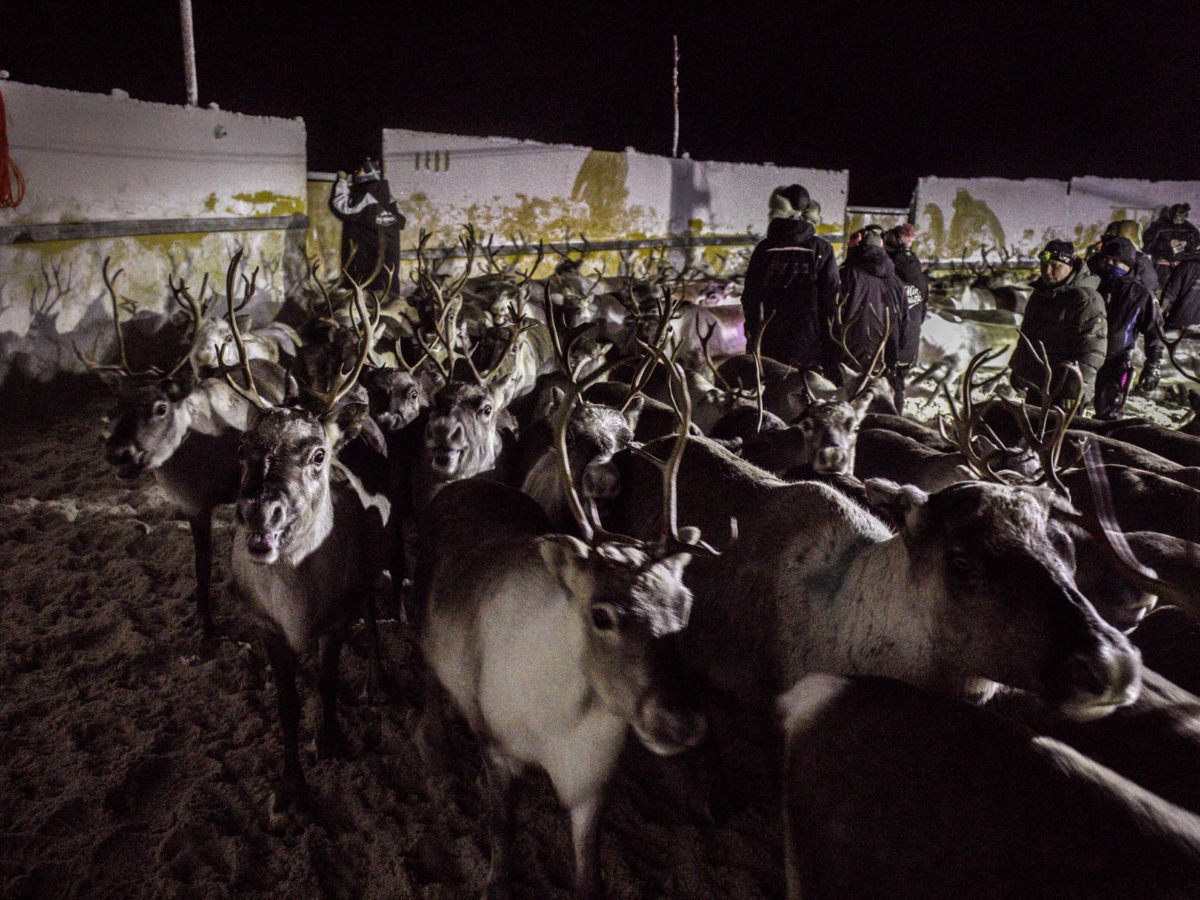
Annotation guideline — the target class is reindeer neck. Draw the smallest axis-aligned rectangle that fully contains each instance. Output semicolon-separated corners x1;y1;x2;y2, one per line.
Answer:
281;476;335;567
804;534;946;690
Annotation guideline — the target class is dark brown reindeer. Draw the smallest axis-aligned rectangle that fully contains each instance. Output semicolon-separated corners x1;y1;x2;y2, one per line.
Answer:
223;270;390;813
81;255;286;636
778;674;1200;900
416;356;712;899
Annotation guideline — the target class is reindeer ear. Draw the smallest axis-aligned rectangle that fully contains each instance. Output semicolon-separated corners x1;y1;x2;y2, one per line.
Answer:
321;401;370;451
538;535;592;596
490;372;517;409
863;478;928;533
235;314;253;332
623;395;645;431
849;384;877;417
417;369;443;401
838;362;858;389
163;369;195;401
546;386;567;414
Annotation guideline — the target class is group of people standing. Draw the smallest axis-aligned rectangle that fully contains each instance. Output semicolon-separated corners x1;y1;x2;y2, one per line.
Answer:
743;182;1200;420
1013;203;1200;419
741;184;927;401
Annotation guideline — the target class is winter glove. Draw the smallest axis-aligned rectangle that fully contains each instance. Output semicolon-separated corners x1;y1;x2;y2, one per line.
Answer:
336;171;349;181
1136;361;1162;393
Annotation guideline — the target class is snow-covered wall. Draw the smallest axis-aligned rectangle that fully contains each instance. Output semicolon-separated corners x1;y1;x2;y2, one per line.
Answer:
381;128;848;245
912;174;1200;262
0;82;308;386
912;176;1070;261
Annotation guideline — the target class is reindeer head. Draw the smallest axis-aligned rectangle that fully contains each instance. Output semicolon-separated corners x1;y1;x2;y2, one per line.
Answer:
220;251;379;565
538;534;706;755
104;370;197;479
362;367;431;432
235;403;369;564
867;479;1141;720
424;377;514;479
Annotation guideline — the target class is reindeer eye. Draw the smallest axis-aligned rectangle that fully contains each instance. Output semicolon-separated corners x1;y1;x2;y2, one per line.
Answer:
152;402;169;418
311;448;327;467
408;390;419;402
590;606;617;631
481;404;493;417
948;553;974;576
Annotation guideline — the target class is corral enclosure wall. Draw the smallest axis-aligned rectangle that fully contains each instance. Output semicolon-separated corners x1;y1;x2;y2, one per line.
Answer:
913;174;1200;263
0;81;307;385
381;128;849;271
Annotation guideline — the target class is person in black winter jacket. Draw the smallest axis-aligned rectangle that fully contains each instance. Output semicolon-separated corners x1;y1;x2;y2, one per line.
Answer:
330;158;407;292
1144;203;1200;291
884;223;928;381
1093;237;1165;416
741;184;840;370
1088;220;1158;294
830;229;907;390
1010;240;1107;406
1161;244;1200;331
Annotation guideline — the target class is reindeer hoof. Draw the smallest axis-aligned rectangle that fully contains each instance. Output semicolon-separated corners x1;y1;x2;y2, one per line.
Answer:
316;726;347;761
268;775;310;824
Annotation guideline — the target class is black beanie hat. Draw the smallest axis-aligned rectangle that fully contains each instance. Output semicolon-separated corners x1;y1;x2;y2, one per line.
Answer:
769;184;811;219
1100;236;1138;268
1040;240;1075;266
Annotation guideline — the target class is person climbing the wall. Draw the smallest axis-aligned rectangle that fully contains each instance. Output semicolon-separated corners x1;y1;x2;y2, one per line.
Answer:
741;184;840;371
1092;237;1164;415
1010;240;1107;406
1144;203;1200;293
330;158;406;292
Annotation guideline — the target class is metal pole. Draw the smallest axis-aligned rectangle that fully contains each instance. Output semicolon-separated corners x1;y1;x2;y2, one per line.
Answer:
180;0;199;106
671;35;680;158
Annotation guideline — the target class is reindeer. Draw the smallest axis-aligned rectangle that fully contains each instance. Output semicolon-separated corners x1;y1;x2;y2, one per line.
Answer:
221;267;390;813
415;358;712;899
778;674;1200;900
605;410;1143;720
79;255;287;636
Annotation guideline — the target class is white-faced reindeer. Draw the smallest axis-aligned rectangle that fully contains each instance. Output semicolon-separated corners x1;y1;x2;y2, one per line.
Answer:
778;674;1200;900
80;255;287;636
221;270;390;813
415;358;713;899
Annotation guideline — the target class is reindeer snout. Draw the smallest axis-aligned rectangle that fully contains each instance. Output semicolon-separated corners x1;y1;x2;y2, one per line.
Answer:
238;493;288;531
814;447;850;474
1056;630;1142;720
582;461;621;501
427;419;466;450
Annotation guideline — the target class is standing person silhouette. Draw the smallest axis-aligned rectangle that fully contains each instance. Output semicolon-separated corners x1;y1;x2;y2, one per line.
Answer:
330;158;406;292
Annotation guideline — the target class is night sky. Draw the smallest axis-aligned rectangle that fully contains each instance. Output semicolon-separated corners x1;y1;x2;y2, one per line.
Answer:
5;2;1199;206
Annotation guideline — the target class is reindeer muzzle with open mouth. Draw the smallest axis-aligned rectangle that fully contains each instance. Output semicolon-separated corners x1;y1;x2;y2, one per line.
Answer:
237;494;292;563
632;693;707;756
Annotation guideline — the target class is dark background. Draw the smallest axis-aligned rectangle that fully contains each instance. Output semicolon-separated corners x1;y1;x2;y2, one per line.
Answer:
4;1;1198;206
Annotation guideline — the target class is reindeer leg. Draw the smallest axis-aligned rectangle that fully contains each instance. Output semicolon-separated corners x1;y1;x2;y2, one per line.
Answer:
482;746;520;900
360;592;397;705
569;793;604;900
264;637;307;813
188;511;215;637
316;632;346;760
414;673;452;775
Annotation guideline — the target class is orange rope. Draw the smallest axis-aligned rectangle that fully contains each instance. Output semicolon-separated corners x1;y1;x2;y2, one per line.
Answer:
0;85;26;209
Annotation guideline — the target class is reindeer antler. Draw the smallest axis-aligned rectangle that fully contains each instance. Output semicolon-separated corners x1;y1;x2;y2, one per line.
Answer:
214;250;271;411
304;273;379;412
165;272;212;377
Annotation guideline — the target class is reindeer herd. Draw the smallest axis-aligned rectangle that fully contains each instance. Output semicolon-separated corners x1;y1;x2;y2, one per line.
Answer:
76;232;1200;898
